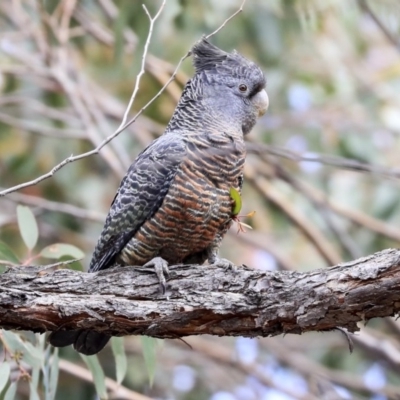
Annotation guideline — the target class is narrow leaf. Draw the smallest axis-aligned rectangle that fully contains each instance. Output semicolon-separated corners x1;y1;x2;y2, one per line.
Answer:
111;337;127;384
40;243;84;259
29;381;40;400
1;331;43;368
1;330;25;354
0;241;19;264
48;348;59;400
36;333;46;351
230;187;242;216
81;354;107;400
4;382;17;400
0;363;11;393
23;341;43;368
141;336;157;387
17;205;39;250
30;364;40;394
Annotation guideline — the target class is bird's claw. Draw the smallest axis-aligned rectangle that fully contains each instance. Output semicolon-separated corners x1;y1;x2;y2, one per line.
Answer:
211;257;236;272
143;257;169;294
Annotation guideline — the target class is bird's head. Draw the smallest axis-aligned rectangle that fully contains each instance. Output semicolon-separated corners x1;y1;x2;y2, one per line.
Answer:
191;38;269;135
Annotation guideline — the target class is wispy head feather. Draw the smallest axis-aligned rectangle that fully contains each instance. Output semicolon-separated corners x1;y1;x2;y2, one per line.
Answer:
191;38;229;73
191;37;251;74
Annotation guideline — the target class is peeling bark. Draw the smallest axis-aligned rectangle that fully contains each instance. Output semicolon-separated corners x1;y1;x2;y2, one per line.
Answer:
1;248;400;339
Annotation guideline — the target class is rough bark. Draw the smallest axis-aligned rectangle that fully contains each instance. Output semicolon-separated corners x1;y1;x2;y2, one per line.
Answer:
1;248;400;339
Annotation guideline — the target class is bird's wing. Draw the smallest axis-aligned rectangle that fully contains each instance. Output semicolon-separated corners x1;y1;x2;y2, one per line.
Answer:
89;134;186;272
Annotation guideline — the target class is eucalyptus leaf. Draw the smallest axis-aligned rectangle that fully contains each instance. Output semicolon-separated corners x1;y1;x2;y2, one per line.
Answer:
23;341;44;368
230;187;242;216
1;330;26;354
29;381;40;400
30;364;40;393
0;241;19;264
37;333;46;351
16;205;39;251
81;354;107;400
0;363;10;393
141;336;157;387
111;337;127;384
4;382;17;400
40;243;84;259
48;348;59;400
1;331;43;368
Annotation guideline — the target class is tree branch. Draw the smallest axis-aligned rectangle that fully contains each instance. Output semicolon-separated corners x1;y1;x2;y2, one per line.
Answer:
0;249;400;339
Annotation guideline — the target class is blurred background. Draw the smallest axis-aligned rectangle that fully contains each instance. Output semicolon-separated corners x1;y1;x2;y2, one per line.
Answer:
1;0;400;399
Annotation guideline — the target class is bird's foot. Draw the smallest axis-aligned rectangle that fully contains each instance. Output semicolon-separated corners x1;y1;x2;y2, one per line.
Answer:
210;257;236;272
143;257;169;294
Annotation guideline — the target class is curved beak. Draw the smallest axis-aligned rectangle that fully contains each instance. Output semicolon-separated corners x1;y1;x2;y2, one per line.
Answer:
253;89;269;117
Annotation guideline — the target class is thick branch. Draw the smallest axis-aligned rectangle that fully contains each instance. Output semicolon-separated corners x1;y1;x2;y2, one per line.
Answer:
1;249;400;338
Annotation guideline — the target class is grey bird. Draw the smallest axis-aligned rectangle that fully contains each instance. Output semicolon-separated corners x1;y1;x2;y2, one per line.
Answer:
49;38;269;355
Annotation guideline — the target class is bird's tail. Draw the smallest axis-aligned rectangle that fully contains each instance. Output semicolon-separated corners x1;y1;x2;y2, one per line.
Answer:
48;330;110;355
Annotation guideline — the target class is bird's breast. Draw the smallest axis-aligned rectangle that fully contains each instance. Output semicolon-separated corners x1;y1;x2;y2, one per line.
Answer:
134;137;246;264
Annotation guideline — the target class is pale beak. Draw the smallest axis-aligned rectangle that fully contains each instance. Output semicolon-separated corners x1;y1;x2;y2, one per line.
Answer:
253;89;269;117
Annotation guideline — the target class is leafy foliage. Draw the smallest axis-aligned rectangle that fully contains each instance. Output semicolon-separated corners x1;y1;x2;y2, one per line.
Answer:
80;355;107;400
0;206;84;399
141;336;158;387
111;337;127;384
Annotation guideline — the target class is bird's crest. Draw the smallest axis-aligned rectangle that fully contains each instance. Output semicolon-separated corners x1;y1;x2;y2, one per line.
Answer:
191;37;247;74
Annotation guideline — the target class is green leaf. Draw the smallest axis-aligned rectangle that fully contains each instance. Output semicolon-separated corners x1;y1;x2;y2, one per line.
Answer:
17;205;39;251
29;381;40;400
0;241;19;264
4;382;17;400
30;364;40;393
81;354;107;400
230;187;242;216
141;336;157;387
48;348;59;400
1;331;43;368
64;260;84;271
0;363;11;393
23;341;44;368
36;333;46;351
111;337;127;384
40;243;84;259
1;330;25;353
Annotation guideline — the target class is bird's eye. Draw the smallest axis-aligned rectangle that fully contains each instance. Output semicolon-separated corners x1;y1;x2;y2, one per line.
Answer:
239;84;247;92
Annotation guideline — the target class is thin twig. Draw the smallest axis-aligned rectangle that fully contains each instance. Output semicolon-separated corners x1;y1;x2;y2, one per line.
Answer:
58;359;152;400
247;142;400;180
270;160;363;260
358;0;400;53
0;95;79;124
118;2;166;131
354;327;400;373
0;112;86;139
245;164;342;266
261;162;400;243
58;0;77;45
204;0;247;39
163;338;318;400
260;338;400;398
1;190;105;222
228;230;297;271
